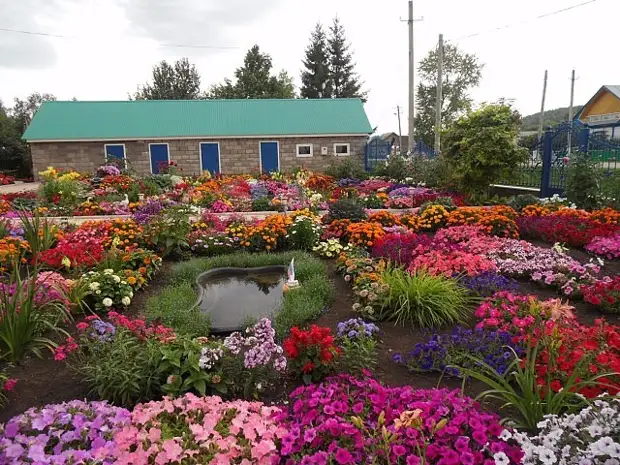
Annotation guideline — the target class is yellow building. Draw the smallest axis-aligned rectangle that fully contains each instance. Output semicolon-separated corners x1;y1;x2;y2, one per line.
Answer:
575;85;620;140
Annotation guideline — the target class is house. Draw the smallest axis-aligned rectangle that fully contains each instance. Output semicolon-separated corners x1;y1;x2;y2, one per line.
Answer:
380;132;409;152
23;99;373;178
575;85;620;140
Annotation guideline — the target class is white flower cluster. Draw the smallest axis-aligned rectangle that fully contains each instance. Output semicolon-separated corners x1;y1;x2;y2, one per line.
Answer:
313;239;350;258
539;194;577;209
198;345;224;370
82;269;133;310
502;397;620;464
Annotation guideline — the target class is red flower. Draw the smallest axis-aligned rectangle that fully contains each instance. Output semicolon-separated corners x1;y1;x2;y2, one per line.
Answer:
3;379;17;391
550;379;562;392
301;362;315;373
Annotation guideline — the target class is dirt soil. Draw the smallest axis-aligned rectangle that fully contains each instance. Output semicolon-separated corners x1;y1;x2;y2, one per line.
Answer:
2;250;620;423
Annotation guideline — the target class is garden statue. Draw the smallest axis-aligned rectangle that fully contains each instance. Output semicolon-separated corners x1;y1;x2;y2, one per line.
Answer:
284;258;299;291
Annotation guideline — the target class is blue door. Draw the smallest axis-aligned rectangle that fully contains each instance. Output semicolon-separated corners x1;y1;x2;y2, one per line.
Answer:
260;142;279;173
105;144;125;162
149;144;169;174
200;143;220;175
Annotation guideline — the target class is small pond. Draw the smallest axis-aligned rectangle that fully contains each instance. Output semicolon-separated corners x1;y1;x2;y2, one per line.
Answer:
196;266;287;333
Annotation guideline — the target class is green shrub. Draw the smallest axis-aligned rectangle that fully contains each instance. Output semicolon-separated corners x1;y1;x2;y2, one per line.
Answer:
372;155;411;181
325;158;367;180
326;198;367;223
252;197;272;212
338;335;378;376
507;194;540;212
145;207;191;257
286;216;321;251
145;283;210;337
565;152;602;210
380;269;474;328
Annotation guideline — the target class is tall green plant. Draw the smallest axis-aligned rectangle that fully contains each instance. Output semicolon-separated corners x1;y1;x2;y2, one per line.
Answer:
381;269;474;328
565;152;601;210
0;265;70;362
18;210;57;255
454;327;617;431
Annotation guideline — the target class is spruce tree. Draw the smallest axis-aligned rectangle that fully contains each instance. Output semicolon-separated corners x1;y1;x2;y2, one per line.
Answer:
327;18;366;101
300;23;332;99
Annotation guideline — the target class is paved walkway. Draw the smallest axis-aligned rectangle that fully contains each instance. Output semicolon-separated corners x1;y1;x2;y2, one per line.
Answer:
0;182;41;194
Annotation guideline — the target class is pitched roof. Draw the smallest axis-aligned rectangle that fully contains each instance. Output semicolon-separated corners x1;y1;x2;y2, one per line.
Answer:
575;85;620;121
23;99;373;142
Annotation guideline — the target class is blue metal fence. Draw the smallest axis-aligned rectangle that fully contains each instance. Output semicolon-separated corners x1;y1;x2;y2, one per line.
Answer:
364;139;392;172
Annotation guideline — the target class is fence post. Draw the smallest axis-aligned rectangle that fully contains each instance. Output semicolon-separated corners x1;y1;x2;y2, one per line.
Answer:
540;129;553;198
578;127;590;154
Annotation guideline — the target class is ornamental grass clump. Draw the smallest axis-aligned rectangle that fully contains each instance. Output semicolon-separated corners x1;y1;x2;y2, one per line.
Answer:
381;268;475;328
113;394;286;465
0;400;130;465
278;374;522;464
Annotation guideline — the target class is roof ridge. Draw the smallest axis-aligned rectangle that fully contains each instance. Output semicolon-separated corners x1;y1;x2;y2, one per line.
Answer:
47;98;364;104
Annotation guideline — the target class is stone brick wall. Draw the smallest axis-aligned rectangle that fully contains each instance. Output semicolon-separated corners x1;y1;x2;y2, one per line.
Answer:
30;135;367;179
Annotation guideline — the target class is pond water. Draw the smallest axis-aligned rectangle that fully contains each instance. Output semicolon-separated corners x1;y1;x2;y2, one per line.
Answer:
196;266;286;333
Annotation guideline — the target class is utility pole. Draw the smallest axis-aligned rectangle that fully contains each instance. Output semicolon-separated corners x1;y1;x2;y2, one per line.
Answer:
396;105;404;153
567;69;576;156
408;0;415;154
434;33;444;153
537;70;548;141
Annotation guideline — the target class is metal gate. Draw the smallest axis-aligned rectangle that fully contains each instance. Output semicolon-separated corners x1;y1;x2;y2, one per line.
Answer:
364;139;392;172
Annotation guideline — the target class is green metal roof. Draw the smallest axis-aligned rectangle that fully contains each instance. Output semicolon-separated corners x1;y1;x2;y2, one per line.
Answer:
23;99;372;141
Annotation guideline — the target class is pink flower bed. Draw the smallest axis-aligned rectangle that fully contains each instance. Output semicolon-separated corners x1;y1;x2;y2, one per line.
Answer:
585;233;620;260
113;394;286;465
408;248;497;277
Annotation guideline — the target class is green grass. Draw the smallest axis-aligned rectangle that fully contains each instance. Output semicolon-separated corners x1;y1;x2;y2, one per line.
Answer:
380;268;476;328
146;252;333;338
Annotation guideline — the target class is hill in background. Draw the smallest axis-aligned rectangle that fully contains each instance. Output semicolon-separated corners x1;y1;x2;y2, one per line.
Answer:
521;105;583;131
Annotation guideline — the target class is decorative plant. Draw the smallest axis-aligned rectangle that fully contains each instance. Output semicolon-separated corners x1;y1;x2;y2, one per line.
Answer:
286;215;321;251
582;277;620;313
81;269;134;312
283;325;341;384
336;318;380;375
325;197;367;223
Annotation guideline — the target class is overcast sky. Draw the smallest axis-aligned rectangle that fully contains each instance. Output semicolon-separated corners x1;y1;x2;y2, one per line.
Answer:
1;0;617;133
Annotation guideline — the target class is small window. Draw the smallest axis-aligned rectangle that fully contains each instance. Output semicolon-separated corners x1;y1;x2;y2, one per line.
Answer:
334;143;350;156
296;144;313;158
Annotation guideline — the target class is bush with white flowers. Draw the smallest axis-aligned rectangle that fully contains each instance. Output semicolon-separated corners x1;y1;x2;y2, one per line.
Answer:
286;215;322;251
82;269;134;312
502;397;620;464
313;239;349;258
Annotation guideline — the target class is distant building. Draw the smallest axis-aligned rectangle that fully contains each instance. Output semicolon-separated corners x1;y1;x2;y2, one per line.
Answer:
575;85;620;140
380;132;408;153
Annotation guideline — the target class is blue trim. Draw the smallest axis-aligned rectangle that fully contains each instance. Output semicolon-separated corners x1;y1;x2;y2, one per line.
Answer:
200;142;220;174
149;144;169;174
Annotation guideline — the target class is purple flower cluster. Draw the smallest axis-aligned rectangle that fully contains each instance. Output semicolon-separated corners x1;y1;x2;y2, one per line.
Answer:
91;319;116;342
250;182;270;200
97;165;121;177
393;327;522;377
277;374;522;464
337;178;361;187
388;186;413;198
336;318;380;340
0;400;130;465
224;318;287;372
131;199;165;224
458;271;519;297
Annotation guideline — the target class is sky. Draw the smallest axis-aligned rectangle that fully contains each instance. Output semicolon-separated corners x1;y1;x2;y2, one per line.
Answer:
0;0;618;134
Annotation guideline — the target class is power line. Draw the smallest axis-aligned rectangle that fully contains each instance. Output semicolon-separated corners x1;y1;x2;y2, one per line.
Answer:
452;0;599;41
0;26;239;49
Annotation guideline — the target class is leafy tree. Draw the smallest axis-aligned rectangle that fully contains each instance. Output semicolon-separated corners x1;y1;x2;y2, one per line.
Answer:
300;23;332;99
327;18;366;101
441;104;528;195
415;44;483;147
135;58;203;100
0;105;26;168
521;106;583;132
209;45;295;99
11;92;57;133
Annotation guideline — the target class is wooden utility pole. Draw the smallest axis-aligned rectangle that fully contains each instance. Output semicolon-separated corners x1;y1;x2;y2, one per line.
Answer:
567;69;576;156
396;105;404;153
537;70;548;141
434;34;444;153
408;0;415;153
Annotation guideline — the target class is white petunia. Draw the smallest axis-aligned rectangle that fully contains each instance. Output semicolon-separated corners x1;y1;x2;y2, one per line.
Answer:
121;296;131;306
102;298;113;307
89;282;100;291
103;269;114;274
493;452;509;465
113;275;121;283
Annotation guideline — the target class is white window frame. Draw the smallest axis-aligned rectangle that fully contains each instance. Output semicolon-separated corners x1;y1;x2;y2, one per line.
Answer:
103;143;127;167
334;143;351;157
296;144;313;158
199;142;222;174
148;142;171;174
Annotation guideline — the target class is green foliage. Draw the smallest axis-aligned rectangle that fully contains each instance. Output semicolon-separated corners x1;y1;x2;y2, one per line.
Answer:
145;283;210;337
301;23;332;99
252;197;272;212
0;267;70;362
324;158;367;180
143;174;172;191
454;327;613;431
327;18;366;101
145;207;191;257
507;194;540;212
18;210;57;255
362;192;385;209
415;44;483;147
565;152;602;210
209;45;295;99
326;198;367;223
41;177;85;211
156;252;333;338
337;335;378;376
134;58;203;100
158;336;228;397
286;217;321;251
371;155;411;181
380;269;473;328
521;106;583;132
442;104;528;195
74;329;163;407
